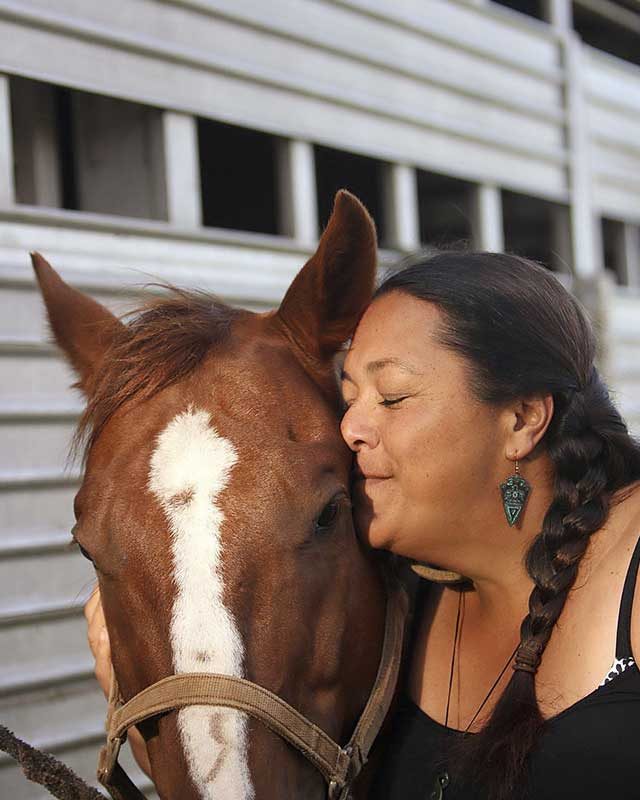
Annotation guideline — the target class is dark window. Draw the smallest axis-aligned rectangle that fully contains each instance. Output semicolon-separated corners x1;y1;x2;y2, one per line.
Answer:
502;190;571;271
198;118;279;234
417;170;474;249
601;217;639;286
492;0;545;19
73;92;166;219
10;77;166;219
10;77;73;209
573;2;640;68
602;217;622;284
314;145;387;246
55;86;78;210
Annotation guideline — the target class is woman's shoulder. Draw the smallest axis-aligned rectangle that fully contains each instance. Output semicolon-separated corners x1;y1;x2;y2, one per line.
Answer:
612;482;640;650
585;480;640;565
587;481;640;652
606;481;640;558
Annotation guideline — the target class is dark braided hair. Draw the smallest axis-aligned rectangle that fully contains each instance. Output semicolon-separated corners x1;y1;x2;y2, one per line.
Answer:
375;252;640;800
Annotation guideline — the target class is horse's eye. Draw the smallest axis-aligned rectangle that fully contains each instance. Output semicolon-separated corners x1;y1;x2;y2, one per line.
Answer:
315;499;341;533
71;528;93;563
78;543;93;562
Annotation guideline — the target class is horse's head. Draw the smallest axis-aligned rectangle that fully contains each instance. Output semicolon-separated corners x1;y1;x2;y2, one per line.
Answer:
34;191;387;800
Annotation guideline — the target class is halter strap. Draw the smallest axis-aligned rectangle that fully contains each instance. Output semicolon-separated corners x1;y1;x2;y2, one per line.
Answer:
98;574;408;800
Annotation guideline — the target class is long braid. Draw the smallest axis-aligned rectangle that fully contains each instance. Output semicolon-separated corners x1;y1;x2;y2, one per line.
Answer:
458;372;637;799
521;381;612;668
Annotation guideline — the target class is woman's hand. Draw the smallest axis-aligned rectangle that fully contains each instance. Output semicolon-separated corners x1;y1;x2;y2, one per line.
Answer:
84;585;153;780
84;585;111;696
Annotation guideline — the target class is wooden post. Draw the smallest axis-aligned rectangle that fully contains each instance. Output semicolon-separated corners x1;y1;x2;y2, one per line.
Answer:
622;224;640;289
276;139;318;245
550;204;573;274
0;75;15;208
564;35;601;281
382;163;420;251
543;0;573;29
163;111;202;227
611;223;640;289
471;184;504;252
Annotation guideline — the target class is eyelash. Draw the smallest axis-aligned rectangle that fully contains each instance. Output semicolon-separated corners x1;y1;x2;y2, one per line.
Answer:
340;395;409;418
380;396;409;407
70;527;93;562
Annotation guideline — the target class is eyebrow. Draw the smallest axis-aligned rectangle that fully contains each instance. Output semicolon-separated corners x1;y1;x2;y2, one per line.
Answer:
341;357;423;383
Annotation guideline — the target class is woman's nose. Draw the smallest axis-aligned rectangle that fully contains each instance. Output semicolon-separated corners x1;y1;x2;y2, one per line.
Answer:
340;404;380;451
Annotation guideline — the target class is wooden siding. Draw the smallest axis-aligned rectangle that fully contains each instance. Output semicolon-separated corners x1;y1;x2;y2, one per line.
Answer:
606;287;640;434
586;47;640;223
0;0;567;197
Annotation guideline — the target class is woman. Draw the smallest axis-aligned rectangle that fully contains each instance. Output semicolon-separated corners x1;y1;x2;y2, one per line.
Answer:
85;251;640;799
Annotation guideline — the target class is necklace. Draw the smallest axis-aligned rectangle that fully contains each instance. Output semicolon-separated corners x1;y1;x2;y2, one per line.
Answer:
429;591;519;800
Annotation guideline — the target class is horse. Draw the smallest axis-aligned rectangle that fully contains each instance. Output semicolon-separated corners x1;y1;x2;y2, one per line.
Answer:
32;191;404;800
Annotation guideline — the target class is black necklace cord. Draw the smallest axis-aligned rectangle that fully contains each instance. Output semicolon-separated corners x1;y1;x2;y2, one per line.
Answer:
463;643;520;735
444;589;463;729
445;590;520;735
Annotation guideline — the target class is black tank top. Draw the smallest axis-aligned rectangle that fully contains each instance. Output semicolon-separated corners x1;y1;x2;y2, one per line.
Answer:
370;536;640;799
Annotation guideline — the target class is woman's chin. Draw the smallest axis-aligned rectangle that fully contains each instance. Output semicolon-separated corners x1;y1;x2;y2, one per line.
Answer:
354;508;394;551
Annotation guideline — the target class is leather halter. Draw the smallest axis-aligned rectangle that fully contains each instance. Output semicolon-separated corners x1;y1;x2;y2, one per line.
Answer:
97;574;409;800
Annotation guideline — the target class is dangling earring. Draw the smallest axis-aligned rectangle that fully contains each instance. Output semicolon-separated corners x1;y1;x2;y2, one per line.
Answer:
500;455;531;527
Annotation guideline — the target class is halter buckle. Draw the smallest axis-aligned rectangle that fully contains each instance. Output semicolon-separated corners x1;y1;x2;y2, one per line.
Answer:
327;743;365;800
328;779;352;800
97;735;122;785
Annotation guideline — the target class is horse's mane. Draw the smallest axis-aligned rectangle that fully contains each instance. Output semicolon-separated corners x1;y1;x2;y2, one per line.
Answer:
74;286;244;463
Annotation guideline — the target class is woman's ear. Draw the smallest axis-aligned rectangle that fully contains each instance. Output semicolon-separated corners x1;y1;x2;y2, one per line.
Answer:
505;394;554;461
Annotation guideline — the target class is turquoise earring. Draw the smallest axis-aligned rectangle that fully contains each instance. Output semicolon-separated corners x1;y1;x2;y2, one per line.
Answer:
500;457;531;527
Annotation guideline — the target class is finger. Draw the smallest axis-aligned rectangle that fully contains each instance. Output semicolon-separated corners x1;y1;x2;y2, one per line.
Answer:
87;610;106;652
84;583;101;623
94;627;112;697
87;593;104;630
86;599;107;656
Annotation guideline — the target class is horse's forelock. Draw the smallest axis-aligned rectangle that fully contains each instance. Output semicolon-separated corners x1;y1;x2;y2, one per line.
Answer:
74;287;245;463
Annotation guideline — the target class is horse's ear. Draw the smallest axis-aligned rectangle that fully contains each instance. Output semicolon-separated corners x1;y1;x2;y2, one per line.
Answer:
31;252;124;394
276;190;377;362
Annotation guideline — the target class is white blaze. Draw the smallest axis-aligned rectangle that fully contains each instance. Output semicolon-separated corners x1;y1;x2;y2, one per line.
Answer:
148;407;254;800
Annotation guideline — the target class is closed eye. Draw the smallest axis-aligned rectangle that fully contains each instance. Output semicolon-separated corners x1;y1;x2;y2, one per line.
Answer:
77;543;93;562
380;396;408;407
70;527;94;563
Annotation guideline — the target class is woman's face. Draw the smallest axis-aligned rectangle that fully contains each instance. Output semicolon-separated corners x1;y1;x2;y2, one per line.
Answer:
340;291;507;563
